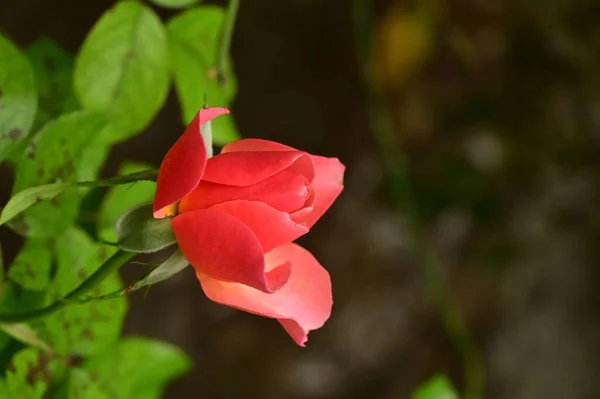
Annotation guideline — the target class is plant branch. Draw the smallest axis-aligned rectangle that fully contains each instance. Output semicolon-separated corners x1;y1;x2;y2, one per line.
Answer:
0;250;135;323
216;0;240;87
353;1;484;398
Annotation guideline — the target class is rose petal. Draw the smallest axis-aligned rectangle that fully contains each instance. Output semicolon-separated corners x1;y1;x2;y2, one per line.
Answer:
180;170;310;214
198;243;332;346
221;138;295;153
290;187;315;221
207;200;309;253
153;107;230;218
203;150;314;186
221;140;345;227
294;156;345;228
172;209;290;292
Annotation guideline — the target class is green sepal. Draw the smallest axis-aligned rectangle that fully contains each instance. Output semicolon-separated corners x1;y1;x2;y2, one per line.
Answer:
115;203;176;253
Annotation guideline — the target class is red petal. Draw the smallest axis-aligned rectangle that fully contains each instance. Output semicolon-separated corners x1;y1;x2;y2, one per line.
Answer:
153;107;230;218
197;243;332;346
294;156;345;228
180;170;310;214
172;209;290;292
203;151;314;186
221;138;295;153
207;200;309;253
290;187;315;221
221;140;345;227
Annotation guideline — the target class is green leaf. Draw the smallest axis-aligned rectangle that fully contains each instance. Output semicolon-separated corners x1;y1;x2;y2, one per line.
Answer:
167;6;240;145
0;34;38;162
0;239;5;283
34;227;126;356
0;379;8;397
5;38;78;166
74;0;170;138
7;238;52;290
1;182;71;229
5;347;63;399
80;337;190;399
132;249;188;289
149;0;202;9
0;169;158;228
411;375;458;399
0;328;11;352
0;323;54;354
98;162;156;243
0;281;48;315
66;368;109;399
10;111;112;237
25;38;78;130
115;203;176;253
52;228;102;296
74;250;188;303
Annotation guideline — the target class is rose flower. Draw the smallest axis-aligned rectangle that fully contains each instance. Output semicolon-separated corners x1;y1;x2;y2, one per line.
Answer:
153;107;344;345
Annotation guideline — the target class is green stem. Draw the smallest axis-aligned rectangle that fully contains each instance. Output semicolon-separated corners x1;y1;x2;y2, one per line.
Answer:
0;250;135;323
216;0;240;87
353;1;483;398
76;169;158;187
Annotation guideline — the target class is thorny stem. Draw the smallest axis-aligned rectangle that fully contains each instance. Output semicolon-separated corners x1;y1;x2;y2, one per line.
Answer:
0;250;135;323
216;0;240;87
353;1;484;398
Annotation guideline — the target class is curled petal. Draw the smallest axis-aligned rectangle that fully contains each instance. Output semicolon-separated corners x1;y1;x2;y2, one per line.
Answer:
203;151;315;186
294;156;345;228
290;187;315;221
180;170;310;214
208;200;309;253
172;209;290;292
153;107;230;218
198;243;332;346
221;138;295;153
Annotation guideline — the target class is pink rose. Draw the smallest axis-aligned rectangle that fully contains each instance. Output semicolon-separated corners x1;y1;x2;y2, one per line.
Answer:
153;107;344;346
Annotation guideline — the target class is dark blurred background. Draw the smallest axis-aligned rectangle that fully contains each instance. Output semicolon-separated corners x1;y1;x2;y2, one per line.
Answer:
2;0;600;398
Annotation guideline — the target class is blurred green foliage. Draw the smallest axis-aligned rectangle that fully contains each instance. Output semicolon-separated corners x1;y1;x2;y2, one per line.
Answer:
0;0;237;397
411;375;458;399
0;35;37;162
98;162;156;243
25;38;78;131
167;6;240;145
74;1;170;139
